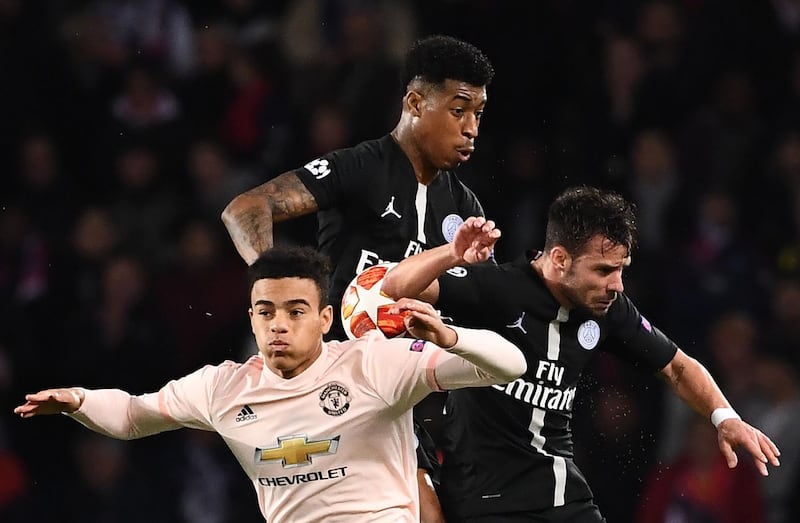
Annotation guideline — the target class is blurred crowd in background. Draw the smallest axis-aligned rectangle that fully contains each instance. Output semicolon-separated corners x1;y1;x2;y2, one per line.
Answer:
2;1;800;522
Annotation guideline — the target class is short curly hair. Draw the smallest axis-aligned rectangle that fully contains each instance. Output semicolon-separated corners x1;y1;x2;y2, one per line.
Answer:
545;186;638;256
402;34;494;89
248;246;332;308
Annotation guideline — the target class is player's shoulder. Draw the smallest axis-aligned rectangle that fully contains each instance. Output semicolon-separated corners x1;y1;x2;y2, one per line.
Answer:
355;134;394;155
329;135;393;163
325;331;434;361
306;135;397;186
605;291;641;324
447;255;543;301
455;257;522;278
323;332;383;360
202;355;265;387
361;331;434;353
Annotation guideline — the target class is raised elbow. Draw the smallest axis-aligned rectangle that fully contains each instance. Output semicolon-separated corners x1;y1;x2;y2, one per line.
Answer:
220;194;242;229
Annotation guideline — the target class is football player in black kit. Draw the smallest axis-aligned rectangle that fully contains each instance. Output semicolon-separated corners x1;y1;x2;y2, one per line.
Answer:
381;186;782;523
221;35;495;522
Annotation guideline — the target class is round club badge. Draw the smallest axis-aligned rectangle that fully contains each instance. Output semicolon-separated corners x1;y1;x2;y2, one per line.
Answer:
441;214;463;243
577;320;600;350
319;382;351;416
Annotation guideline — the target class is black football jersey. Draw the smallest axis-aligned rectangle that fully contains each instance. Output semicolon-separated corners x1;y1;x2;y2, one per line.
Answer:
295;134;486;339
434;252;678;518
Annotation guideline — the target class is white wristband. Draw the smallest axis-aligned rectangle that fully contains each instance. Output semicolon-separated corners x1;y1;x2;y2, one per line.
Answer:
711;407;741;428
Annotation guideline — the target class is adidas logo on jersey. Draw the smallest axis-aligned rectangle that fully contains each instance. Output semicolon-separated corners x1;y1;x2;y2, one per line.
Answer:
235;405;257;422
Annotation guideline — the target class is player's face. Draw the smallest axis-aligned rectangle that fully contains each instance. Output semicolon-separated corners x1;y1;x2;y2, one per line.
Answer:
416;80;487;170
559;235;630;317
249;277;333;379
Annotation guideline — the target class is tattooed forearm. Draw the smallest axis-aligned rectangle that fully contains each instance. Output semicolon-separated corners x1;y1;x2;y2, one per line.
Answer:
264;173;319;222
221;171;319;264
238;207;275;251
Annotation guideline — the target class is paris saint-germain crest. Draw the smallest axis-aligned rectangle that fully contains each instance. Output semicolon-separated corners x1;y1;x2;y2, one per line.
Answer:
442;214;463;242
577;320;600;350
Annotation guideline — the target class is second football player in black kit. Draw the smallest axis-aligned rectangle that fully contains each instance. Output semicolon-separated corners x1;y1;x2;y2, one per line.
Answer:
382;187;781;522
222;34;495;522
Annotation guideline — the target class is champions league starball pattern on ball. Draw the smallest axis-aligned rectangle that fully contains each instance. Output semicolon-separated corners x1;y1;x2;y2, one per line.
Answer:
340;262;408;340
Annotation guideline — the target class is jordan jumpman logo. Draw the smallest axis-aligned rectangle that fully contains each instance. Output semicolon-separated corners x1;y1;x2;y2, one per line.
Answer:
381;196;402;218
506;312;528;334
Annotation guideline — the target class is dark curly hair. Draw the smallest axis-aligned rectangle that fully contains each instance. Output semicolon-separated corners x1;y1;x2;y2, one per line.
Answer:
544;186;638;256
401;34;494;89
248;246;332;308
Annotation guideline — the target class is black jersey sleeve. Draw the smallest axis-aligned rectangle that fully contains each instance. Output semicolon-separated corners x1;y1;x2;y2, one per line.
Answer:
293;145;373;210
435;263;495;327
602;293;678;373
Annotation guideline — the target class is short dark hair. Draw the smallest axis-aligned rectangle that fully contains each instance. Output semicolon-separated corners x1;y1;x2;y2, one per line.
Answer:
544;186;638;255
402;34;494;89
248;246;332;308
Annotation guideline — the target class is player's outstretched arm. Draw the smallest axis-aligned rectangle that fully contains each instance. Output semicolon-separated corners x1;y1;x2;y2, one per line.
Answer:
15;387;180;440
382;216;500;303
221;171;319;264
658;349;781;476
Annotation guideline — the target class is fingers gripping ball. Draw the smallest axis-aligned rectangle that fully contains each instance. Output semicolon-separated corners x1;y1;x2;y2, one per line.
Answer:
341;262;408;339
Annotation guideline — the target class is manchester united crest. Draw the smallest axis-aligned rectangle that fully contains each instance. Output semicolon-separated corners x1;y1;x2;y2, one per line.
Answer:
319;382;351;416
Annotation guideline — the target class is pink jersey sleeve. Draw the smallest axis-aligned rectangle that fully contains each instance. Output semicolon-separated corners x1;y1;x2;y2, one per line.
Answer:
69;362;237;438
360;334;444;412
69;388;180;439
157;362;236;430
359;327;527;412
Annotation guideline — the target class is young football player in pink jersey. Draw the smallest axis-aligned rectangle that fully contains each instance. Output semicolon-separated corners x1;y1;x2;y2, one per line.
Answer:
15;243;525;523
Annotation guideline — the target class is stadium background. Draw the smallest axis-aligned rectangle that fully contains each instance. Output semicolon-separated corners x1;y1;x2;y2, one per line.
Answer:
1;1;799;521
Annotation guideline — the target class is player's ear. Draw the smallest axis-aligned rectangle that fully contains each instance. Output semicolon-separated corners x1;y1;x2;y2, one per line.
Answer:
407;90;423;117
551;246;569;273
320;305;334;335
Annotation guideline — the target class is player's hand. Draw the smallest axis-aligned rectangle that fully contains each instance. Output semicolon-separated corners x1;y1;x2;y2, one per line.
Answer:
390;298;457;348
716;418;781;476
451;216;501;264
13;388;84;418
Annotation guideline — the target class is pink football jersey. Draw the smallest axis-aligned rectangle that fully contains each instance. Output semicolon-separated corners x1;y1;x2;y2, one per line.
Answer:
75;331;448;522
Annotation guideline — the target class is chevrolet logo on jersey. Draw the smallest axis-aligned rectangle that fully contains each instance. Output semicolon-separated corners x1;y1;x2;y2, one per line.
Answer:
255;434;340;468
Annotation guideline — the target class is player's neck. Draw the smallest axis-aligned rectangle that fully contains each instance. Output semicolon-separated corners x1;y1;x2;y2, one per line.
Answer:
391;127;438;185
531;257;573;310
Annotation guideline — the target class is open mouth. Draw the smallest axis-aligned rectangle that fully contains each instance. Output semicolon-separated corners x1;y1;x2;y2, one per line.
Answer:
457;148;474;162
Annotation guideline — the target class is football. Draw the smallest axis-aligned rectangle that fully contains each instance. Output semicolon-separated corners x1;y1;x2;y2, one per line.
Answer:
340;262;408;340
